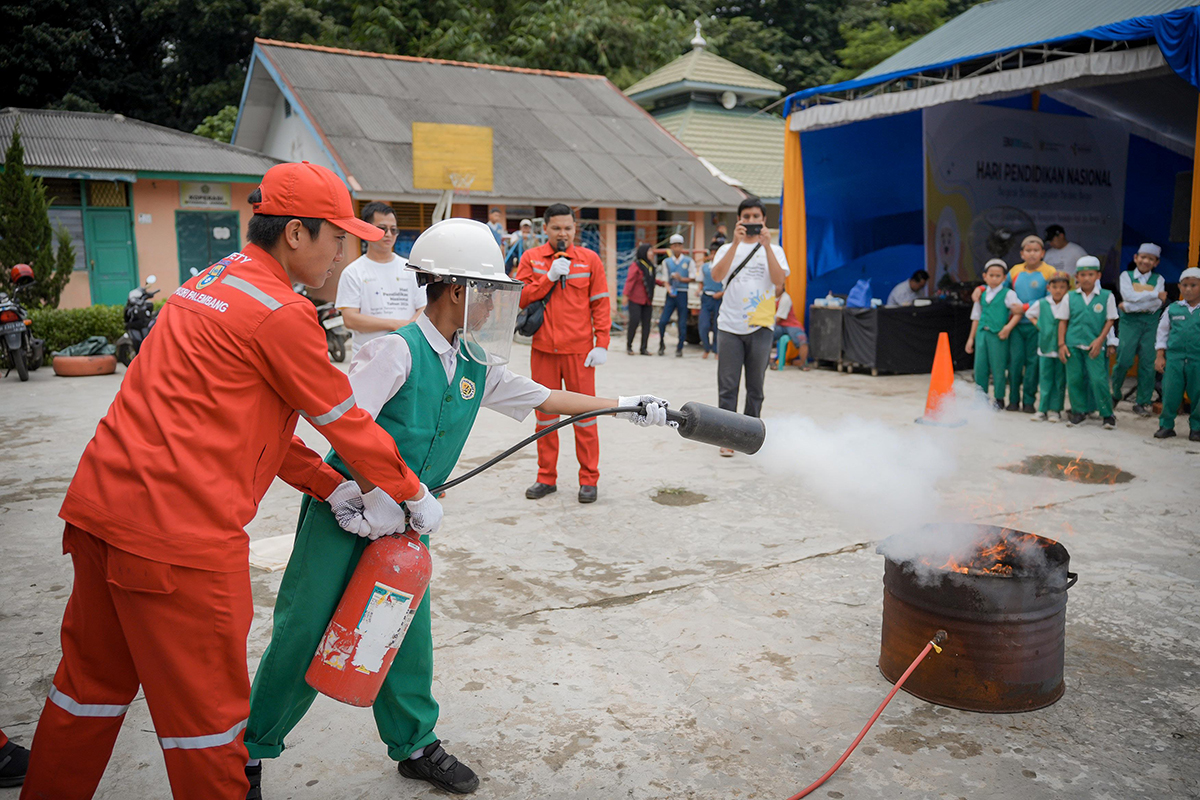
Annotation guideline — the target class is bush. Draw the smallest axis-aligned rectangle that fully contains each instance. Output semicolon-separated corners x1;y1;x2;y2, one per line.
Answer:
29;305;125;353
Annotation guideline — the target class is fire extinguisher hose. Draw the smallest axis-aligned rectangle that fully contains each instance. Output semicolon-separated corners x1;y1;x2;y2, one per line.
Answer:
785;630;948;800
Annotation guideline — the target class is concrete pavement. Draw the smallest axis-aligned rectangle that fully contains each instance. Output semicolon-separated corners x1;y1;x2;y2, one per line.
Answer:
0;339;1197;799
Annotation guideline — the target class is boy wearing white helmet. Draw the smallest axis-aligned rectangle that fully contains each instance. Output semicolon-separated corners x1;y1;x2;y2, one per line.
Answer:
243;219;670;797
1154;266;1200;440
1112;242;1167;415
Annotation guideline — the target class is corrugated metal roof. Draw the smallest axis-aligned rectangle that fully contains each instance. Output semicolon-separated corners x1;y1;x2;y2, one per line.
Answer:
625;47;785;99
654;103;784;200
860;0;1200;80
0;108;279;176
246;40;744;210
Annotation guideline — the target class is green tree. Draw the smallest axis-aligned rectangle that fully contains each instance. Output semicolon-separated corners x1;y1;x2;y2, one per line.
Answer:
0;124;74;307
833;0;986;82
193;104;240;143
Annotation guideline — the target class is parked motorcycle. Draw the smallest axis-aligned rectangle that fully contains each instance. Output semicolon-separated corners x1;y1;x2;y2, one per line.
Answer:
1;264;45;381
115;275;159;367
315;300;351;363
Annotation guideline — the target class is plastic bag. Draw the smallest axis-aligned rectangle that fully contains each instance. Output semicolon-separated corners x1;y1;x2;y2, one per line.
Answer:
846;279;873;308
55;336;116;357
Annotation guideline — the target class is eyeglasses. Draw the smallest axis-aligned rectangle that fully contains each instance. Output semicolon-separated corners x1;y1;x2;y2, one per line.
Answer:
374;225;399;235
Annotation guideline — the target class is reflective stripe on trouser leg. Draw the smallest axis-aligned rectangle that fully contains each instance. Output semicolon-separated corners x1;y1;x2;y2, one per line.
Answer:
531;349;564;485
22;525;141;800
559;351;600;485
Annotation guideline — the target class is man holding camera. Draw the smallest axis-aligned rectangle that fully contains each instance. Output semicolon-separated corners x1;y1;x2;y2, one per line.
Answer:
709;197;790;455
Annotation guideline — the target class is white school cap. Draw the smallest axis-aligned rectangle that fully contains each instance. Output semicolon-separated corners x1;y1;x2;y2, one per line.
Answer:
519;219;533;228
1137;243;1161;258
1180;267;1200;280
1075;256;1101;272
669;233;685;244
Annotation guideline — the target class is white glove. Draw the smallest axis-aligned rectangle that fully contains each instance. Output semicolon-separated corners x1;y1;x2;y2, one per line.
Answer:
328;480;369;536
547;257;571;281
361;487;408;540
584;347;608;368
617;394;671;427
404;483;444;536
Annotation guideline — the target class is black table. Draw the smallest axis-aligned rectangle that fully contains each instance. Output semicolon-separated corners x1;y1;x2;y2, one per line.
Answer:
808;303;973;375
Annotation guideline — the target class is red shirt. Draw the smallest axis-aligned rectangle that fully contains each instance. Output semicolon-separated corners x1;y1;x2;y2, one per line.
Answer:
624;261;652;306
515;243;611;354
60;244;419;572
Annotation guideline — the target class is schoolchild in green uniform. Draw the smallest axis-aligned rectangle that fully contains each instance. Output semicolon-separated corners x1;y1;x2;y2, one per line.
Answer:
1058;256;1118;429
1112;242;1167;415
1023;271;1071;422
1153;267;1200;441
243;219;671;797
966;258;1024;409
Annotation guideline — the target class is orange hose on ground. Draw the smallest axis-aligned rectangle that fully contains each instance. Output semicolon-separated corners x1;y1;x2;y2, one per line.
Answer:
786;631;947;800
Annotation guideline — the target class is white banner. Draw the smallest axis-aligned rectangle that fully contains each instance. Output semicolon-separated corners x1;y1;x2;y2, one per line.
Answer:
924;104;1128;284
180;181;232;209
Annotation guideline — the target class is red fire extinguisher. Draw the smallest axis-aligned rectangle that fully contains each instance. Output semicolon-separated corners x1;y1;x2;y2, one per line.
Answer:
305;530;433;707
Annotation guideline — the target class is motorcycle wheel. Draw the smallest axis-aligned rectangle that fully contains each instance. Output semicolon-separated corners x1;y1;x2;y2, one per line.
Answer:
329;333;346;363
12;347;28;381
115;338;134;367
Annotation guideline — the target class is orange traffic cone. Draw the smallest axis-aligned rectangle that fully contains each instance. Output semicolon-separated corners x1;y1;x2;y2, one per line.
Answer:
915;332;964;426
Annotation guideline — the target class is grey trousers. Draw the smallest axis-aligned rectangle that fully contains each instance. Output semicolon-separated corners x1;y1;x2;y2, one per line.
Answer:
717;327;773;418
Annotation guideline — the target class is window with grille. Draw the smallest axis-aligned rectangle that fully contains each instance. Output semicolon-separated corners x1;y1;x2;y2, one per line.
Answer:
88;181;129;207
44;178;83;207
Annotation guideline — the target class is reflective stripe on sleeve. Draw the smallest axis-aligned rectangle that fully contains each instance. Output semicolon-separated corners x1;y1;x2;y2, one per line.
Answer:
301;394;356;427
533;267;548;275
48;686;131;718
221;275;283;310
568;272;592;279
590;292;610;302
158;718;247;751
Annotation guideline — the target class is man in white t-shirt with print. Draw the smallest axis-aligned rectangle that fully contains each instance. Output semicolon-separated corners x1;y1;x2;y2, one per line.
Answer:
336;202;427;355
710;197;790;455
1043;224;1087;280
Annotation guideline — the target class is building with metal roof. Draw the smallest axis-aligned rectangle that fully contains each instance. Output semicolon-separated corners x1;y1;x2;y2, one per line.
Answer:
626;25;785;207
773;1;1200;331
0;108;279;307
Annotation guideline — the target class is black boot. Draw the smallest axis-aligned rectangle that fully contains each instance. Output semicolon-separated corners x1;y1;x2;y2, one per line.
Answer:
1154;427;1176;439
0;739;30;788
578;485;598;503
245;762;262;800
525;482;557;500
398;740;479;794
1191;430;1200;442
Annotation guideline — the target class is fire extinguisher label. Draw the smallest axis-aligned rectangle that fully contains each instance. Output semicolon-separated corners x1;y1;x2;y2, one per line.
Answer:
351;582;414;674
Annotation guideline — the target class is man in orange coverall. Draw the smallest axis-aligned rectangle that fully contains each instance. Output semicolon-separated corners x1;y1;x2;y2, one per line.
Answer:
515;203;612;503
20;162;443;800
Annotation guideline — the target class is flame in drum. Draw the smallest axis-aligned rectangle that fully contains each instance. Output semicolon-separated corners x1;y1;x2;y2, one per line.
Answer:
920;529;1053;578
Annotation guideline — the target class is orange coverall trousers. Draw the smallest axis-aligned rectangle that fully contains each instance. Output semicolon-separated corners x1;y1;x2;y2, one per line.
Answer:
21;525;253;800
531;350;599;486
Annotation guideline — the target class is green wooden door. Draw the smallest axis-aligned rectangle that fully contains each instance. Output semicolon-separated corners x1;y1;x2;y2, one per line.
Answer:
176;211;241;284
84;209;137;305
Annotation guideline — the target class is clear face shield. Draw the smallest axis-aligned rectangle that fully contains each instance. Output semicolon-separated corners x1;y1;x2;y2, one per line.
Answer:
460;279;522;366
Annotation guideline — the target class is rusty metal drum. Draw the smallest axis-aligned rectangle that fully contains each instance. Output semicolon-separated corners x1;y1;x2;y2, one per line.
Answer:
877;524;1077;713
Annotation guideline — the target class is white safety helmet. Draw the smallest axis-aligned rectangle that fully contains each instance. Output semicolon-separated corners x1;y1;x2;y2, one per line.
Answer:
406;218;524;367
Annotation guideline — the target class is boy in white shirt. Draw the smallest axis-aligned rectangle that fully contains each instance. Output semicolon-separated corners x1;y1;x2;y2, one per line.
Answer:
966;258;1024;409
1058;256;1119;428
1111;242;1167;415
336;202;427;356
1023;271;1071;421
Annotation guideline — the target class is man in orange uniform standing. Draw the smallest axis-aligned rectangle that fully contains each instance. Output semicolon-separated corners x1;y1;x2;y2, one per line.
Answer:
515;204;611;503
20;162;442;800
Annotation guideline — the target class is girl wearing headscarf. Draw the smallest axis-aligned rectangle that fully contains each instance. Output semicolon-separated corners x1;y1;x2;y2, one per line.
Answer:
623;243;660;355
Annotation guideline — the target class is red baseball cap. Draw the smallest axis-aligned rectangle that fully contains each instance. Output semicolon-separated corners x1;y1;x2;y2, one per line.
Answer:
253;161;383;241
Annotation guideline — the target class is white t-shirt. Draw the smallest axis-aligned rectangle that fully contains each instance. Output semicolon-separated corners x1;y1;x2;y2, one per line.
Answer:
714;242;791;335
886;280;920;306
336;254;427;355
1045;242;1088;276
349;316;551;421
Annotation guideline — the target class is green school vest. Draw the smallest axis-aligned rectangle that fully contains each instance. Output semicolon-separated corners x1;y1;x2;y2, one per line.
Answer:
1035;297;1059;354
979;289;1010;333
328;324;486;487
1124;270;1162;314
1164;302;1200;359
1065;288;1113;347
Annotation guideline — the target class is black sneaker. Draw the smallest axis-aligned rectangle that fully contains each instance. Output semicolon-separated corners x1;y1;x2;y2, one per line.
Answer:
626;348;634;356
675;350;683;358
1102;416;1116;430
525;482;557;500
1154;427;1176;439
0;739;30;788
1066;412;1086;427
245;762;262;800
1005;402;1020;412
578;485;598;503
398;740;479;794
658;342;665;356
1132;404;1152;417
1191;430;1200;442
1021;403;1036;413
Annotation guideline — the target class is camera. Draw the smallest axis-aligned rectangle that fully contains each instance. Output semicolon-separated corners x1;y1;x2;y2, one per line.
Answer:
742;223;762;238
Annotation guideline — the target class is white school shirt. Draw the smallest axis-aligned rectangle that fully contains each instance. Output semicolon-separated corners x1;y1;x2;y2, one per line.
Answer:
886;280;920;306
969;286;1022;320
714;241;790;335
1045;242;1088;277
1023;295;1070;356
349;316;551;421
1118;270;1164;314
1155;299;1200;350
335;253;428;355
1061;287;1119;349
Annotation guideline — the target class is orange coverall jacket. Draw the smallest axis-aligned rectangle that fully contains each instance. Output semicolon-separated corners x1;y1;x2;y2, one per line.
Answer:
59;243;418;573
515;243;611;355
